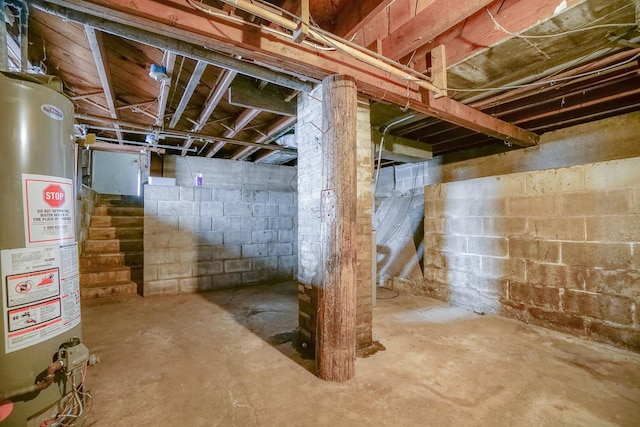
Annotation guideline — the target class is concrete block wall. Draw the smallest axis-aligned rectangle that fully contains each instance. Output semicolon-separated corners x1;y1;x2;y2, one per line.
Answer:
144;156;297;295
376;111;640;291
297;87;374;349
423;157;640;351
297;84;323;344
355;99;373;347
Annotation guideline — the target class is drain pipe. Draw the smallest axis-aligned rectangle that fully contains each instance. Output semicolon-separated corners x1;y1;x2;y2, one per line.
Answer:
0;0;29;72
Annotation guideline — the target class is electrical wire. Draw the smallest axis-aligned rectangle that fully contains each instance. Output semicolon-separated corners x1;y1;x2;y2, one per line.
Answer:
447;51;640;93
486;4;636;39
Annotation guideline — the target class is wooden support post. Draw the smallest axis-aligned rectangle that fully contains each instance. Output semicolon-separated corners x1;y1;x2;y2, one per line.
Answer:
431;44;447;98
293;0;309;43
317;75;358;382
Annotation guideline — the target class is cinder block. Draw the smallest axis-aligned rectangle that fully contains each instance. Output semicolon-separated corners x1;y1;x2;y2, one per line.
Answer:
586;216;640;242
144;185;180;201
563;290;633;325
527;217;585;241
584;268;640;299
143;264;157;281
252;230;278;244
179;216;212;232
181;187;212;201
145;217;178;233
210;273;242;288
508;195;557;217
179;276;212;293
483;217;526;237
278;229;297;243
242;217;269;231
269;191;294;205
212;217;242;232
144;201;158;216
157;201;192;216
224;258;252;273
509;238;560;263
585;158;640;190
480;174;525;198
424;250;447;269
446;217;483;236
424;184;446;201
527;261;585;289
211;245;241;259
562;242;631;268
179;247;212;263
253;204;279;217
559;190;633;216
242;270;269;283
144;279;179;296
433;199;467;217
526;167;584;195
157;262;192;280
242;189;269;203
269;217;294;230
223;231;252;245
242;243;269;257
587;321;640;352
468;198;507;217
200;202;224;217
193;260;224;276
209;188;239;202
279;204;297;217
446;179;483;200
526;306;584;331
223;202;252;217
482;256;526;281
253;256;278;270
468;236;508;257
634;189;640;213
145;248;180;265
446;253;481;273
195;231;224;246
424;217;445;234
424;233;467;254
509;282;560;309
269;243;292;256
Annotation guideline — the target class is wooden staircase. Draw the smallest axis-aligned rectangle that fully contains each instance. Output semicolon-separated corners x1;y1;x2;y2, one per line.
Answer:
80;195;143;299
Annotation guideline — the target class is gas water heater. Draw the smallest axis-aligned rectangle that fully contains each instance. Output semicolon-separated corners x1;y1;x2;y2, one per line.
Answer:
0;72;94;426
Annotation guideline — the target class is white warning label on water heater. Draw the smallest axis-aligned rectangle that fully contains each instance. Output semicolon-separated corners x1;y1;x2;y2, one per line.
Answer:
1;244;81;353
22;174;75;247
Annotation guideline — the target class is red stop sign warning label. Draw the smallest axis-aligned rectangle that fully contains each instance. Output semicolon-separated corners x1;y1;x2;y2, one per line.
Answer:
43;184;66;208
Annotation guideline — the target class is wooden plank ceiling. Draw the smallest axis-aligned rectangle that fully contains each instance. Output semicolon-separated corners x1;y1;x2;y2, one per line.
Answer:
14;0;640;165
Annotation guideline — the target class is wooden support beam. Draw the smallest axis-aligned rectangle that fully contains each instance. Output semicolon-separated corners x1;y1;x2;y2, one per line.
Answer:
205;108;261;157
228;75;296;116
39;0;539;147
372;129;433;162
156;51;176;127
380;0;494;60
231;115;296;160
182;69;237;155
293;0;309;43
419;89;539;147
168;60;207;129
84;26;123;142
317;75;357;382
431;45;447;98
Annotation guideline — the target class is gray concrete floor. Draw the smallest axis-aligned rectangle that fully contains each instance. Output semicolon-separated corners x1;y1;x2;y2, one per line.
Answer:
81;281;640;426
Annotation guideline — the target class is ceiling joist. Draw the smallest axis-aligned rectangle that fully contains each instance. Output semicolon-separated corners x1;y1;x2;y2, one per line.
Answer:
64;0;538;147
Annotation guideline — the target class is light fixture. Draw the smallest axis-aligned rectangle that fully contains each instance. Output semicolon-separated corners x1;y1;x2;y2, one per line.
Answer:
148;64;169;82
